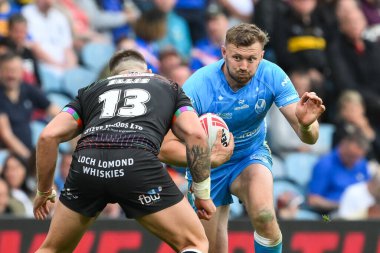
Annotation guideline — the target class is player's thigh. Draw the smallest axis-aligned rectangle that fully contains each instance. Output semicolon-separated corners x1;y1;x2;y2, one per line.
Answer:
230;163;274;212
201;205;230;253
136;198;208;251
38;201;97;253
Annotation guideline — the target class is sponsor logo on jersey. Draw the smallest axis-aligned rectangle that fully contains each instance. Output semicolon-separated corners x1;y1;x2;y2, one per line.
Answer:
249;154;270;165
281;76;290;86
218;95;224;101
218;112;232;119
138;187;163;205
255;99;266;114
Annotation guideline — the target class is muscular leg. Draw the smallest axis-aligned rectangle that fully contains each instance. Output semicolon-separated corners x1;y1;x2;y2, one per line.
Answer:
231;164;282;251
137;198;209;253
36;201;98;253
201;205;230;253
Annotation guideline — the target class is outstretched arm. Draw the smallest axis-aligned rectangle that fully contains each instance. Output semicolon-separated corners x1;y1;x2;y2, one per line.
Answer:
34;112;81;220
280;92;326;144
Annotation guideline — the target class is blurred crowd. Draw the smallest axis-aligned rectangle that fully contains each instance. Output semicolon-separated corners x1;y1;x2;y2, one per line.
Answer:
0;0;379;221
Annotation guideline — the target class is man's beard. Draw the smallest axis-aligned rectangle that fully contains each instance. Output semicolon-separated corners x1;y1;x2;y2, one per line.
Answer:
225;60;251;84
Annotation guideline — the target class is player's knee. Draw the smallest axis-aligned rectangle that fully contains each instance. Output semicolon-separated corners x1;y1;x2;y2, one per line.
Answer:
177;230;208;253
253;208;275;228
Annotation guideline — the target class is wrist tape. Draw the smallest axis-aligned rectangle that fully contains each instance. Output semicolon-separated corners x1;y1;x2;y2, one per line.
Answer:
192;177;211;200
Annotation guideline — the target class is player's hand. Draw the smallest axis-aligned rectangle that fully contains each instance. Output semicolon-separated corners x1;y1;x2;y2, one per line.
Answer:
194;198;216;220
295;92;326;127
33;189;56;220
211;130;234;168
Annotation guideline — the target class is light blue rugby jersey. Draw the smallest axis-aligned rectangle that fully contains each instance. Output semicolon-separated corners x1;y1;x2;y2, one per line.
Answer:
183;59;300;158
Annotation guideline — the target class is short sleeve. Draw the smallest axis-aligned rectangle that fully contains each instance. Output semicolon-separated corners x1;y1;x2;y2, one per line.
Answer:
271;66;300;108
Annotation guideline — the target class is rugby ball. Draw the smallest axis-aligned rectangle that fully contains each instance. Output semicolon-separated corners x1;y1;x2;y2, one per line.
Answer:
199;113;230;148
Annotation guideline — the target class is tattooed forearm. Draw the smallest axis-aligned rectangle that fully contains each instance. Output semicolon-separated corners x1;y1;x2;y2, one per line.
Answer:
186;144;211;182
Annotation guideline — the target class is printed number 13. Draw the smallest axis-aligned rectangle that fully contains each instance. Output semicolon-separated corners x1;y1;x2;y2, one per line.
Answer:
99;88;150;118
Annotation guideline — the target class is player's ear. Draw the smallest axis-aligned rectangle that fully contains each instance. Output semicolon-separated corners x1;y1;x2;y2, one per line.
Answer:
221;45;227;58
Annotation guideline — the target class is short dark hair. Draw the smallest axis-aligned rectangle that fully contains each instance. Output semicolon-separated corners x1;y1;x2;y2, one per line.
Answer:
8;13;27;29
0;51;22;66
225;23;269;48
341;127;371;151
108;49;147;73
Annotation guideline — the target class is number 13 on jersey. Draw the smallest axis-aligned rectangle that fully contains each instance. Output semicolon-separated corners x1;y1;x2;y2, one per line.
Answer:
99;88;151;118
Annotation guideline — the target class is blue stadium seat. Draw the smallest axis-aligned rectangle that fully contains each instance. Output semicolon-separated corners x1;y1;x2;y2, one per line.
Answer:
312;123;335;154
47;93;72;110
80;42;115;72
284;152;319;189
271;154;286;179
273;178;304;209
61;67;98;98
39;65;63;93
0;149;9;167
30;120;46;147
30;120;71;153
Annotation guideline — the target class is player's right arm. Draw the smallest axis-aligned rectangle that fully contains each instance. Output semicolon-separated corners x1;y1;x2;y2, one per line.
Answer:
170;110;216;220
159;129;234;168
34;112;82;220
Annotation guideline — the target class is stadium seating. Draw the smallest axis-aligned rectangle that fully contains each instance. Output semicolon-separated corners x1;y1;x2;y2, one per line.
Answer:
311;123;335;154
273;178;304;209
80;42;115;73
61;67;98;98
30;120;71;154
284;152;319;190
39;65;63;93
271;154;286;179
47;92;72;110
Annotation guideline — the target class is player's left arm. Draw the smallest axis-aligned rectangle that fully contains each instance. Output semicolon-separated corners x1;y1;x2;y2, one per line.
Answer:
280;92;326;144
34;112;81;220
36;112;81;192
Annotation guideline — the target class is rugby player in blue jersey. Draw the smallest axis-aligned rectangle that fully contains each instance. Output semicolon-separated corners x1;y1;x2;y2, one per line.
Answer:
159;23;326;253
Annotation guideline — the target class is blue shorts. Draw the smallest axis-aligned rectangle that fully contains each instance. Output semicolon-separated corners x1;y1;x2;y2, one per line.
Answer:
187;144;273;207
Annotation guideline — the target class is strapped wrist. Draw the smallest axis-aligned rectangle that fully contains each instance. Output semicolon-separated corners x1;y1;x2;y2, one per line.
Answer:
37;188;56;200
299;124;312;132
193;177;211;200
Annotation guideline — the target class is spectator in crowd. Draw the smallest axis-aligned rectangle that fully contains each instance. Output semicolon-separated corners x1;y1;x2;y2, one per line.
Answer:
276;191;305;220
0;0;20;38
174;0;208;44
333;90;380;162
153;0;192;60
217;0;255;26
0;178;10;215
74;0;138;43
330;5;380;127
272;0;333;115
167;63;191;87
133;8;167;73
190;3;229;71
0;13;41;86
56;0;111;52
0;177;27;217
308;129;371;215
22;0;78;74
0;153;33;217
96;0;140;43
360;0;380;42
338;168;380;220
0;53;60;160
158;47;183;77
